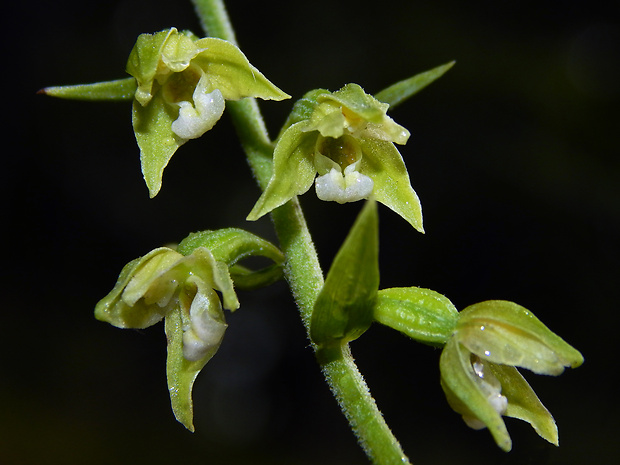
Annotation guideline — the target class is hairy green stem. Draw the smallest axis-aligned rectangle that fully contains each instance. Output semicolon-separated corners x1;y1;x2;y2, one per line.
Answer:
192;1;411;463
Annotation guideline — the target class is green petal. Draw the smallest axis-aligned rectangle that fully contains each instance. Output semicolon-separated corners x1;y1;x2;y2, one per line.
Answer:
320;83;386;124
126;28;175;106
489;365;559;446
440;338;512;452
132;97;184;198
310;200;379;347
278;88;330;137
121;248;184;306
160;30;201;72
178;247;239;312
40;77;137;101
305;101;346;138
375;61;455;108
374;287;458;345
164;304;224;432
457;301;584;375
247;122;317;220
192;37;290;101
359;118;410;146
359;139;424;232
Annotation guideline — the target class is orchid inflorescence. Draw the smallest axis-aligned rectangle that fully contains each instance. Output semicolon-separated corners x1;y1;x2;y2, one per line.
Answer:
42;9;582;463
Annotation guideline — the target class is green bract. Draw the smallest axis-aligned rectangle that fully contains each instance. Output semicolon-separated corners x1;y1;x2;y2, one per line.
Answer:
440;300;584;451
126;27;290;197
374;61;455;108
95;229;284;431
247;83;425;232
310;200;379;350
40;77;137;101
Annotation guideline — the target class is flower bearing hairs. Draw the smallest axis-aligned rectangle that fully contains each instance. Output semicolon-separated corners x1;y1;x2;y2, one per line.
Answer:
94;228;284;431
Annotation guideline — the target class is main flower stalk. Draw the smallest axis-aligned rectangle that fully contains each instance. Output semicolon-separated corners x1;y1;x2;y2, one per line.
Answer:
191;0;412;463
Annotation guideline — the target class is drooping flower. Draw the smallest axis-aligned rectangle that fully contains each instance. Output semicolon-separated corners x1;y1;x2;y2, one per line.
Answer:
126;27;290;197
440;300;583;451
95;245;238;431
94;228;285;431
247;84;424;232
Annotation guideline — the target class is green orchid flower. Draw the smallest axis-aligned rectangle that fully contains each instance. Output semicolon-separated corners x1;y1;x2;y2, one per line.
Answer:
95;245;238;431
41;27;290;198
126;27;290;197
440;300;583;451
247;84;424;232
94;228;284;431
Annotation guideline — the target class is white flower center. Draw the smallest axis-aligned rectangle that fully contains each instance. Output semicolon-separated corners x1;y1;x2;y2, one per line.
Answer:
462;358;508;430
315;163;374;204
171;75;225;140
182;289;227;362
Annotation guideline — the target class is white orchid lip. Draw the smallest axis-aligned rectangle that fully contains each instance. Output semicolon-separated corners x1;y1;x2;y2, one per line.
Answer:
313;134;373;204
462;356;508;430
171;75;225;140
315;162;374;204
182;288;227;362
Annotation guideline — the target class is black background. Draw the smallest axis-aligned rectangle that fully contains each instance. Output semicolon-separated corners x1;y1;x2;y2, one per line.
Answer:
5;0;619;464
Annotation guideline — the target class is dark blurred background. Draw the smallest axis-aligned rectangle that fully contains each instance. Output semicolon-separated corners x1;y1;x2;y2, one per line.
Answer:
5;0;619;464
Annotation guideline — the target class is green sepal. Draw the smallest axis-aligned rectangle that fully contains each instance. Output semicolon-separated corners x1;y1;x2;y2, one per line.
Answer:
192;38;290;101
490;364;558;446
177;229;285;290
310;200;379;347
177;228;284;265
457;301;584;375
360;139;424;233
132;97;184;198
374;287;458;345
95;247;180;329
440;337;513;451
164;287;225;432
247;122;317;221
375;61;455;108
40;77;137;101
